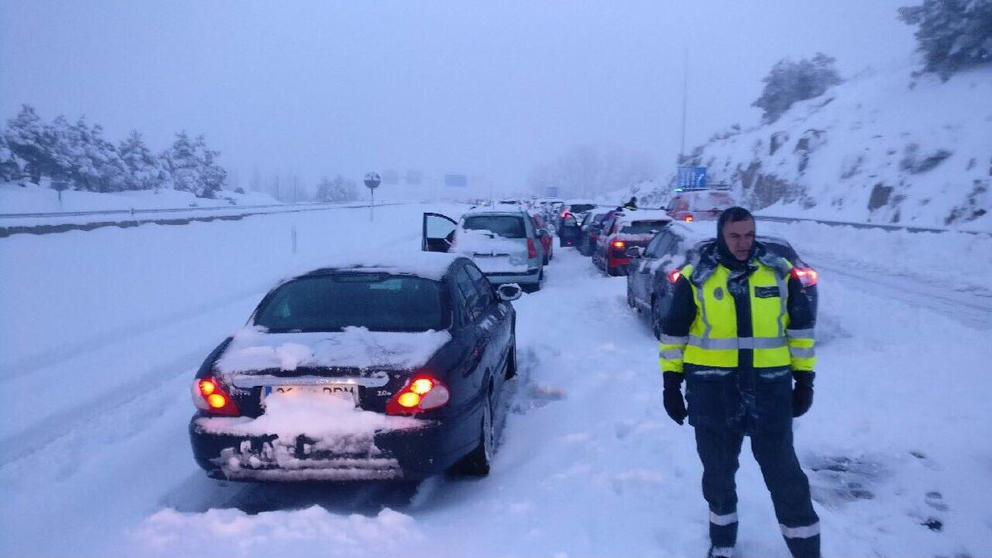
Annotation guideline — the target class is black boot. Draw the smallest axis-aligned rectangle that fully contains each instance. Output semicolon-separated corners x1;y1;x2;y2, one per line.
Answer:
707;545;735;558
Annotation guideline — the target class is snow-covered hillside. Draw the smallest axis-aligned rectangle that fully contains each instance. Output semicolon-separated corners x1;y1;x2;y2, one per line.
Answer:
662;63;991;231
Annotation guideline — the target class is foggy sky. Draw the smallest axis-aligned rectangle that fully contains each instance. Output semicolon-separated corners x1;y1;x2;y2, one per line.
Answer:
0;0;916;194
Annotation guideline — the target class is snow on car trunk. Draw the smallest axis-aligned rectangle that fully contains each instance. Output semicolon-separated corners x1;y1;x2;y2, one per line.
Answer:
450;227;529;273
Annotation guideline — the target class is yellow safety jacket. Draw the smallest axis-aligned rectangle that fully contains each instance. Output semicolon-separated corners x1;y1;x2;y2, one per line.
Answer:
659;259;816;373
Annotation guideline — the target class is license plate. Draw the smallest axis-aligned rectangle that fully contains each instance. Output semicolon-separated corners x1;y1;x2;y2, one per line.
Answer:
263;384;358;404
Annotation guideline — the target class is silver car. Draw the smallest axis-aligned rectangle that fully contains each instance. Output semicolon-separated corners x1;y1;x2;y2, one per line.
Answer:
422;209;546;292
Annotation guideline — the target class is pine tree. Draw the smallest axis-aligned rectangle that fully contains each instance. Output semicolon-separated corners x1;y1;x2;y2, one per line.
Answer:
752;53;842;123
60;117;129;193
164;131;201;195
0;134;25;182
195;134;226;198
899;0;992;79
119;130;170;191
4;105;62;184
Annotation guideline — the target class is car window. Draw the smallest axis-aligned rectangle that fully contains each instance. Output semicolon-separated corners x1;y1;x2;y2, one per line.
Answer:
664;238;682;257
464;264;495;308
254;274;445;332
569;203;596;213
454;267;481;322
645;233;665;257
621;220;668;234
462;215;526;239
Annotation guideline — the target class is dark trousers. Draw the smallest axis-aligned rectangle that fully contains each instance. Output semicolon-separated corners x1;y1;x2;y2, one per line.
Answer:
695;426;820;557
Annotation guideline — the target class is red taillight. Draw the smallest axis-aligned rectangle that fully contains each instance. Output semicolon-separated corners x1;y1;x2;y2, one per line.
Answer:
386;373;450;416
561;210;571;218
667;268;682;284
611;240;626;250
684;215;694;223
192;377;240;416
527;238;537;258
791;267;818;287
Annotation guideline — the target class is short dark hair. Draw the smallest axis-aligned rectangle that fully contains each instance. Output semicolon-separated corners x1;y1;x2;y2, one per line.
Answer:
717;206;754;234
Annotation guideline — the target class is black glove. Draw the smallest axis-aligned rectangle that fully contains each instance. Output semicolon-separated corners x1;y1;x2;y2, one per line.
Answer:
663;372;688;425
792;371;815;418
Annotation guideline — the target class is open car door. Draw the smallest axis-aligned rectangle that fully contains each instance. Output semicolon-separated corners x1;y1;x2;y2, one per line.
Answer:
558;213;580;247
422;212;457;252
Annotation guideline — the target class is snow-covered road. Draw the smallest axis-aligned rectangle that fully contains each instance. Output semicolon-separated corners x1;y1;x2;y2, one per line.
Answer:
1;205;990;558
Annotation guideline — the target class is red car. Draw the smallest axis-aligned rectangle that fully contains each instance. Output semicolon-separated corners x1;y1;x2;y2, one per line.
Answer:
666;190;735;223
530;213;553;264
593;210;671;276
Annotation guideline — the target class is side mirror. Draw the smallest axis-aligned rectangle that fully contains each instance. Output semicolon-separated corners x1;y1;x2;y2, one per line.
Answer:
496;283;523;302
625;246;643;258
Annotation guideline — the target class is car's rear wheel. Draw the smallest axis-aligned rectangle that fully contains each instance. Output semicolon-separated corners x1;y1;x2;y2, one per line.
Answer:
456;389;494;476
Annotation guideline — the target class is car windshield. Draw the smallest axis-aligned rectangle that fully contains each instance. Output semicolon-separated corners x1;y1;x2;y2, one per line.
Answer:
254;274;446;332
462;215;526;238
621;220;668;234
569;204;596;213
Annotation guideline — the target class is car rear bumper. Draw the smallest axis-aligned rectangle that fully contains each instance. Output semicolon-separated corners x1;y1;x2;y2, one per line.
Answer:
189;413;477;481
484;267;541;285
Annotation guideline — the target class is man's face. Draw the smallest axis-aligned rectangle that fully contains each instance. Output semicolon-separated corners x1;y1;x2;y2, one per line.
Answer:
722;218;755;261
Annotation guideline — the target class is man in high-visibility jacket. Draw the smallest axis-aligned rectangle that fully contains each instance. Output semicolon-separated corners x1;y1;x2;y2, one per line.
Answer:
660;207;819;558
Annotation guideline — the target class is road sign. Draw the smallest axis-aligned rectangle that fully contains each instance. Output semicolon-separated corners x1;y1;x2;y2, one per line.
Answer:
677;166;707;189
364;172;381;190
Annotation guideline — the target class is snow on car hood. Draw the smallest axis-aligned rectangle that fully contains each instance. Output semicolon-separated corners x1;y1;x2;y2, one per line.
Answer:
215;326;452;373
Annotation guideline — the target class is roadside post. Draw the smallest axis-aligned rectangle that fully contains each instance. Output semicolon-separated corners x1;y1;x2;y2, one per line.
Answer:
364;171;381;221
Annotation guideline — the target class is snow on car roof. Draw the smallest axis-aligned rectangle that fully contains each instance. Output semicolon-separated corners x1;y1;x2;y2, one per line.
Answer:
667;221;715;244
305;251;462;281
461;208;528;218
617;209;672;223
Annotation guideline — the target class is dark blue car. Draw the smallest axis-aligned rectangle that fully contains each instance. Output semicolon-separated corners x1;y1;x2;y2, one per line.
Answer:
189;253;521;481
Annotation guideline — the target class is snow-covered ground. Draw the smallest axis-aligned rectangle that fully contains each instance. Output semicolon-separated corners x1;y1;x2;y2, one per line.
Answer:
2;204;990;558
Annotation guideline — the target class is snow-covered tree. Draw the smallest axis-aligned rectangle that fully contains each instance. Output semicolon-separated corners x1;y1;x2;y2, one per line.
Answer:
4;105;63;184
899;0;992;79
119;130;170;191
196;135;227;199
315;175;359;202
163;132;225;198
59;117;129;193
752;53;842;122
0;134;26;182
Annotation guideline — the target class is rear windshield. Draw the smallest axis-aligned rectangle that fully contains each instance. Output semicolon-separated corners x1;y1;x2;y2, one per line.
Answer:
692;193;734;210
462;215;526;238
254;274;445;332
569;204;596;213
621;220;668;234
